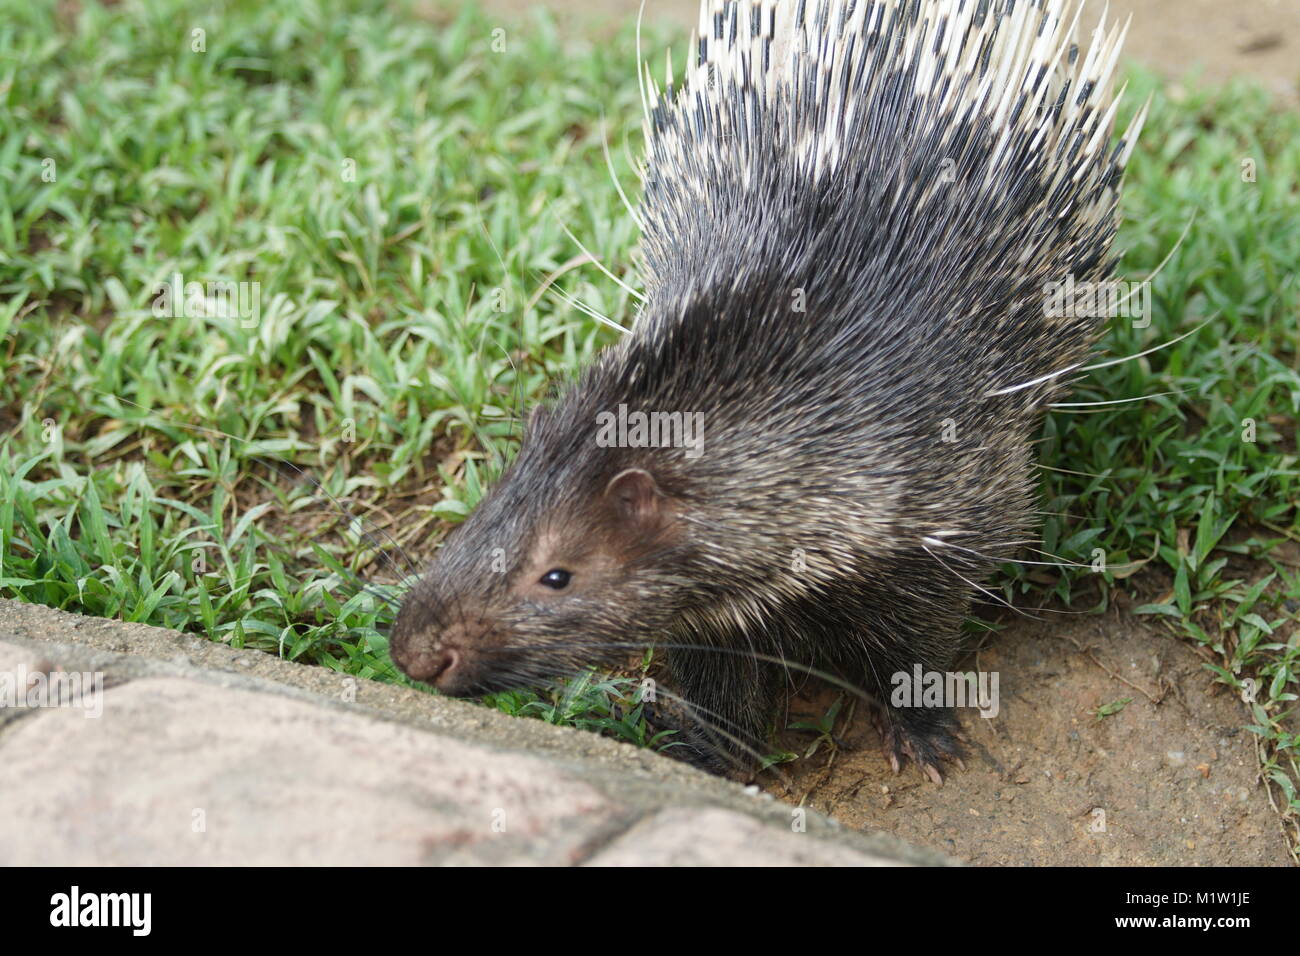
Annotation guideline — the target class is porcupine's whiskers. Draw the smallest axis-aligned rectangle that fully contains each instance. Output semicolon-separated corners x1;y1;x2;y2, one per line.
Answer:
923;535;1150;577
472;636;886;776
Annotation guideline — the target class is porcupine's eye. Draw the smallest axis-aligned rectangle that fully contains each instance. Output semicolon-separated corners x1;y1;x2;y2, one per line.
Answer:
539;569;572;590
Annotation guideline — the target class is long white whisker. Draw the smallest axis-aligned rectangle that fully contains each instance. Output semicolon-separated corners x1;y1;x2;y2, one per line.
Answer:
1051;389;1185;408
928;537;1092;570
601;114;645;234
548;286;629;334
921;539;1042;620
635;0;651;132
523;251;597;316
1079;314;1216;372
1036;463;1112;478
1112;209;1198;312
557;220;645;301
985;362;1085;397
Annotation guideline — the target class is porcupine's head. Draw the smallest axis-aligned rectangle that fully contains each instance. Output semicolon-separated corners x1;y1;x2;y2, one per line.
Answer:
388;376;699;697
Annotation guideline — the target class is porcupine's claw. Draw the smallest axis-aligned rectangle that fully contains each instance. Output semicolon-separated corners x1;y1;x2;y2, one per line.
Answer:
873;708;965;786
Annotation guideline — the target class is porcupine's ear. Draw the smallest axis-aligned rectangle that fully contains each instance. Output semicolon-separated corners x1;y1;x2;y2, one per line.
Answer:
604;468;675;535
522;402;549;442
520;402;553;452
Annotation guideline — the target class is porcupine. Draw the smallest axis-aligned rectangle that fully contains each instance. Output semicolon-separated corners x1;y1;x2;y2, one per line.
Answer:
389;0;1147;782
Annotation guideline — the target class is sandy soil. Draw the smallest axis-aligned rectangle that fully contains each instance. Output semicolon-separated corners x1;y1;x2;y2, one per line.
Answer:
473;0;1300;105
765;607;1294;865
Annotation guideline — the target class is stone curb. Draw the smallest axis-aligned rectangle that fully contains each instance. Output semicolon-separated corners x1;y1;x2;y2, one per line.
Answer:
0;599;953;865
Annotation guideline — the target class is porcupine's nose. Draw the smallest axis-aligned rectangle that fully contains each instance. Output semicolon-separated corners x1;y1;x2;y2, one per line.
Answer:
389;608;462;685
399;644;460;685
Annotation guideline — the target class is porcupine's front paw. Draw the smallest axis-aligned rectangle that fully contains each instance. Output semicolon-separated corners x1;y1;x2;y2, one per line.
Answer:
873;706;966;786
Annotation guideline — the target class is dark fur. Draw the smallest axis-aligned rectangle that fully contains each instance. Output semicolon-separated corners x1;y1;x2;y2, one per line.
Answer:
391;2;1133;779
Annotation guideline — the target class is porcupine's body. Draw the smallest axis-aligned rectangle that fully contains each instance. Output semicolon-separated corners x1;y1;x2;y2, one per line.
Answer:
390;0;1146;780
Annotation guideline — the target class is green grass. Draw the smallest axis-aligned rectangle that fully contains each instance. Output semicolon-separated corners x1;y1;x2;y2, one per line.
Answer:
1;0;1297;846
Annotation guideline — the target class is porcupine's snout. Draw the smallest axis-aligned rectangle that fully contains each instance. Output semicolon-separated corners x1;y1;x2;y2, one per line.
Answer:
389;588;499;696
389;625;458;686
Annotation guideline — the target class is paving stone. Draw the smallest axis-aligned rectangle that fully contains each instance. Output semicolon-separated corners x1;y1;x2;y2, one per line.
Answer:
583;807;909;866
0;677;615;865
0;600;953;866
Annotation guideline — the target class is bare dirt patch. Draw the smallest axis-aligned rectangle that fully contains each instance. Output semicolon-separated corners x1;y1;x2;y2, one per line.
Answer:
766;610;1293;866
471;0;1300;106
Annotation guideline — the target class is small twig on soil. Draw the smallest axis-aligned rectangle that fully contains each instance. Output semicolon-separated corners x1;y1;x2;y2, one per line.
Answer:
1255;734;1300;866
1063;634;1167;704
797;697;858;807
